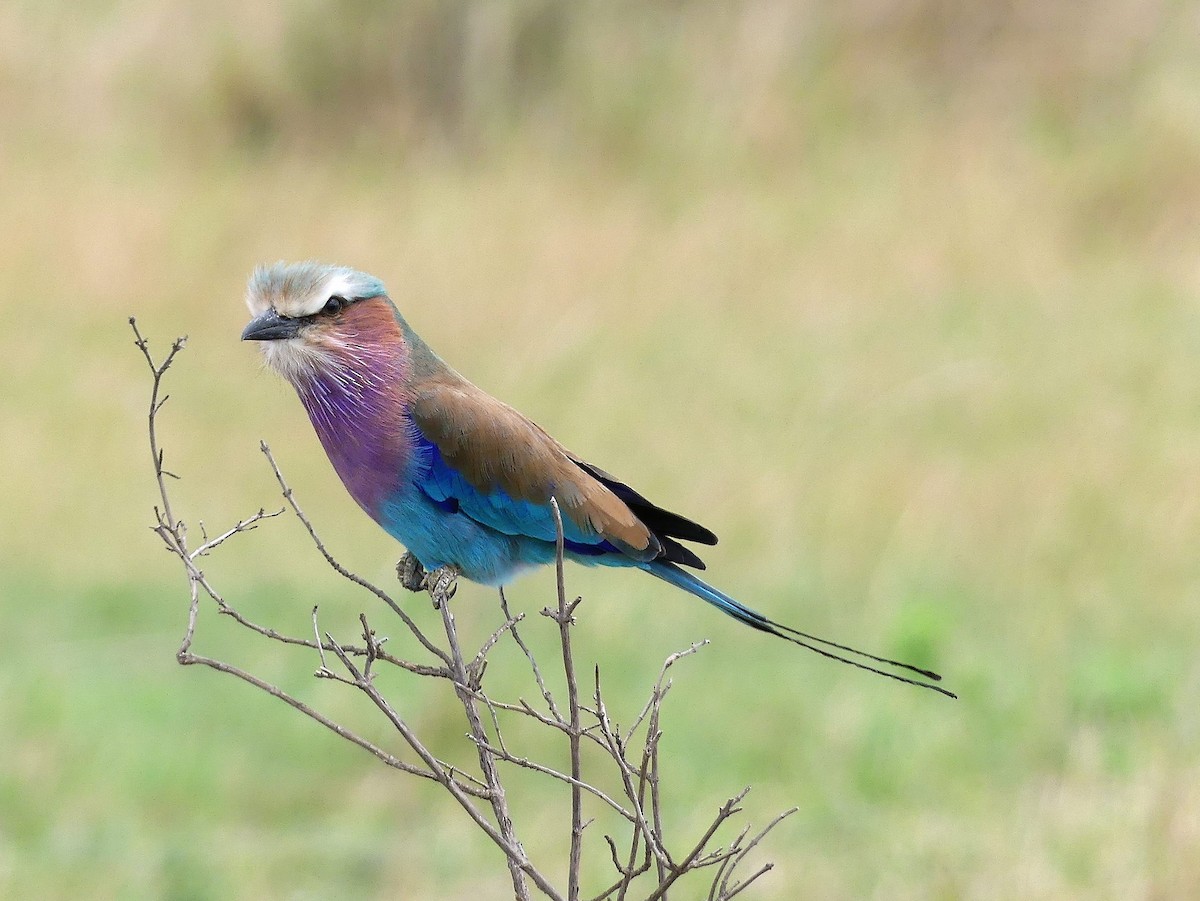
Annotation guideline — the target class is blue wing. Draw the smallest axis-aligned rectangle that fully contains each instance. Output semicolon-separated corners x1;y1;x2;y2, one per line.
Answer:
412;432;620;558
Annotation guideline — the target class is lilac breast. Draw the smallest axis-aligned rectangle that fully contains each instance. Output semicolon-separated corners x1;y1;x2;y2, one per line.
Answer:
296;352;412;518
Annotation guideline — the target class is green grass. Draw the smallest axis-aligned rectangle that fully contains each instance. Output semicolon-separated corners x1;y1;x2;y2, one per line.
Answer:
4;2;1200;898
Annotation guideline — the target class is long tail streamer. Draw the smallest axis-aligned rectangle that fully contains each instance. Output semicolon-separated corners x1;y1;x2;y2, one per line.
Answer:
644;560;956;699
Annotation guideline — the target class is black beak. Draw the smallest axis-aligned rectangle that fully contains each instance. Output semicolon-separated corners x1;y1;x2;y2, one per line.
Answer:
242;309;301;341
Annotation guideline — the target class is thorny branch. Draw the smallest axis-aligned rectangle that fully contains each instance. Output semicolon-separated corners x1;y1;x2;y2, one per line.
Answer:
132;319;793;900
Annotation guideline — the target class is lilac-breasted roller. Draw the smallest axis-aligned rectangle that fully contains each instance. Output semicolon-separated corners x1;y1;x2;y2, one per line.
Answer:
242;261;952;697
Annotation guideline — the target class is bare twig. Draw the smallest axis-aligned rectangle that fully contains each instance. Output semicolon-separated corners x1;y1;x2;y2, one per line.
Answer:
712;806;798;900
642;790;750;901
189;507;284;558
627;640;709;742
259;441;450;667
131;317;186;539
177;650;452;781
469;736;635;821
132;320;790;901
548;497;585;901
432;572;542;901
468;612;524;689
500;587;563;723
591;670;672;874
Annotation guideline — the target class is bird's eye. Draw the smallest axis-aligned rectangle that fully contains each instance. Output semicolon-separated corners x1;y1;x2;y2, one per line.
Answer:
323;295;347;315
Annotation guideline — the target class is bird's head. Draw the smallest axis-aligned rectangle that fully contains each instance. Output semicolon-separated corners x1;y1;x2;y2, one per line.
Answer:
242;261;393;384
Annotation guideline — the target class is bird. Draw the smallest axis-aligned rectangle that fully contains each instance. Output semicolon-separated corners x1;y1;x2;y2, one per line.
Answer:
242;261;953;697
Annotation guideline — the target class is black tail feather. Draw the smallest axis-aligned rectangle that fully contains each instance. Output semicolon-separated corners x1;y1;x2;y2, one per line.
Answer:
572;458;718;548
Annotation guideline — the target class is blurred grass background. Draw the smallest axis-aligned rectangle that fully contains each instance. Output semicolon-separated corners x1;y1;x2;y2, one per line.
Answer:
3;0;1200;897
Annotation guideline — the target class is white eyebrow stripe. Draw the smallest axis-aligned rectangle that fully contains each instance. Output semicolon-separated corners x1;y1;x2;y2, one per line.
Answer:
290;293;327;318
290;273;352;317
286;274;340;316
322;271;357;300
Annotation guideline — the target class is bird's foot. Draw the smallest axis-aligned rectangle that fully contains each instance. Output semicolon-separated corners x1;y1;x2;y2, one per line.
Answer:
425;565;459;609
396;553;427;593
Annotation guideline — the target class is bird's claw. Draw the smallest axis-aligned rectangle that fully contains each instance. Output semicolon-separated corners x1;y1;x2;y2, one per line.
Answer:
425;565;459;609
397;555;457;608
397;553;427;592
